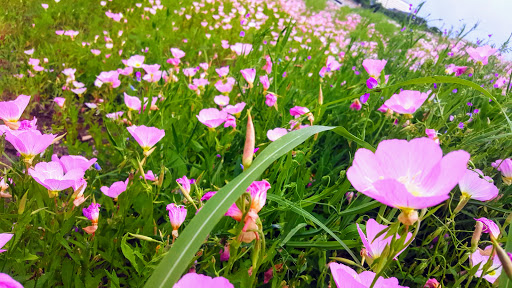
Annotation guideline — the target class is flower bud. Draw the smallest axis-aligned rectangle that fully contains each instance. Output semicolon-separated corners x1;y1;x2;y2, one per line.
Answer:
494;242;512;280
242;111;255;169
471;221;483;251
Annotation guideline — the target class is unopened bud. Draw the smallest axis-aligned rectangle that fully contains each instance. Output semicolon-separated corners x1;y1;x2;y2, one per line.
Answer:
242;111;255;169
494;242;512;280
471;221;483;251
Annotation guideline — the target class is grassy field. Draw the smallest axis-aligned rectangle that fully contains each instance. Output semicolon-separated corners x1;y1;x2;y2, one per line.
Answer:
0;0;511;287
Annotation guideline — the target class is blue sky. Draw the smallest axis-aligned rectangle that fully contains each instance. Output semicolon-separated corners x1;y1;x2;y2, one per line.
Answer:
408;0;512;57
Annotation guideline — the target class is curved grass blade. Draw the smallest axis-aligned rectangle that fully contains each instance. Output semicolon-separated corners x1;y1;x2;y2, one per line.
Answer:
383;75;512;133
266;193;360;263
144;125;335;287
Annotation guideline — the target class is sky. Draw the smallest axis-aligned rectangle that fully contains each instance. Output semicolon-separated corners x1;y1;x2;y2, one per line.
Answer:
407;0;512;57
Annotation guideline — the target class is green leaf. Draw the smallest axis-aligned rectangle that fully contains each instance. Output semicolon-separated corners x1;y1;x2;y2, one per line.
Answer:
121;234;140;274
18;190;28;214
331;126;375;152
267;193;359;262
144;125;335;287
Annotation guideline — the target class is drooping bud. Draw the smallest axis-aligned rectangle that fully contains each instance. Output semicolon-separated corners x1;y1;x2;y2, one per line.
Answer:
242;110;255;169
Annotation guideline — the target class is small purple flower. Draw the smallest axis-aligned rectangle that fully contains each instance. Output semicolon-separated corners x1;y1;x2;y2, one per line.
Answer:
216;154;222;158
135;71;142;81
282;72;287;78
474;109;480;114
307;56;312;60
94;163;102;171
452;89;458;93
239;31;245;37
360;93;370;104
458;122;464;129
449;115;455;121
366;77;378;89
433;83;438;89
467;102;473;107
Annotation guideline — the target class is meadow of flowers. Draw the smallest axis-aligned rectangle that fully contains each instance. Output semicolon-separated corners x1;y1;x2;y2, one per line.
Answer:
0;0;512;287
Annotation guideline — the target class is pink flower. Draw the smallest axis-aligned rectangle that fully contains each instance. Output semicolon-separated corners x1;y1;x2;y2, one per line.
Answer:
219;244;230;262
183;68;198;77
126;125;165;152
224;114;236;128
0;234;13;253
101;178;129;199
54;97;66;108
350;99;362;111
171;48;186;59
196;108;228;128
71;87;87;95
326;55;341;71
201;191;216;201
240;68;256;88
142;64;162;82
384;90;428;114
0;273;23;288
5;130;56;160
126;55;145;68
72;178;87;207
424;279;440;288
166;203;187;232
214;95;230;106
51;154;97;173
467;45;498;65
106;111;124;120
262;55;272;74
265;93;277;107
289;106;310;118
141;170;157;181
91;49;101;56
230;43;253;56
260;75;270;90
176;175;195;194
329;262;407;288
362;59;387;78
215;77;236;93
216;66;229;77
95;70;120;88
357;219;412;263
470;245;502;283
492;159;512;185
347;138;469;214
223;102;246;116
425;129;439;144
83;203;101;223
174;273;233;288
0;95;31;125
225;180;270;243
445;64;468;76
29;161;85;197
475;218;500;239
458;169;498;201
124;93;142;111
267;128;288;141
